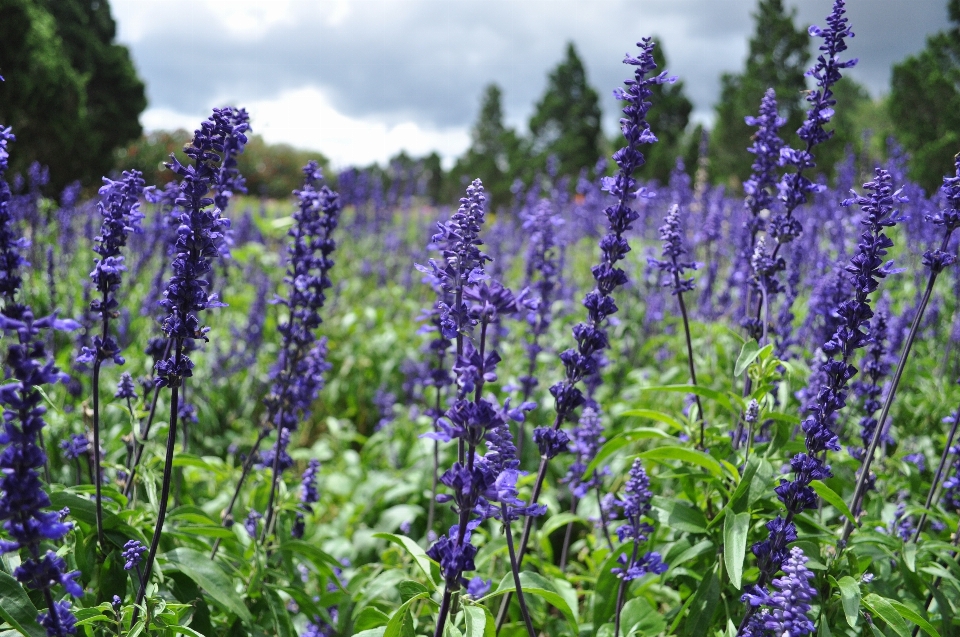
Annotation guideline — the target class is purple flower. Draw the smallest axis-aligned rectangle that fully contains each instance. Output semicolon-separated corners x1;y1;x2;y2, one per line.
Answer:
77;170;145;367
744;169;903;615
942;442;960;512
610;460;665;581
741;547;817;637
244;510;262;537
115;372;138;400
122;540;146;570
155;109;249;386
742;88;786;240
464;576;491;598
0;136;81;635
59;434;89;461
648;205;699;295
542;38;672;452
562;405;609;499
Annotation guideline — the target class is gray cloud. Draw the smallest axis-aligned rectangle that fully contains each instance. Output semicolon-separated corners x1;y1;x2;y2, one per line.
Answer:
116;0;947;140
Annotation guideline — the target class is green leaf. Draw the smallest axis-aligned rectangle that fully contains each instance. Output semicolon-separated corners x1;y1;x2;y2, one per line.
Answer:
479;572;578;634
620;598;666;636
583;429;672;480
384;592;429;637
373;533;439;587
734;340;761;376
682;571;719;637
617;409;684;431
836;576;860;628
651;496;708;534
723;511;750;590
353;629;387;637
809;480;855;524
637;445;724;478
639;384;736;413
0;571;45;637
162;548;252;623
462;605;490;637
862;593;911;637
355;607;390;631
397;580;429;603
886;599;940;637
903;542;917;572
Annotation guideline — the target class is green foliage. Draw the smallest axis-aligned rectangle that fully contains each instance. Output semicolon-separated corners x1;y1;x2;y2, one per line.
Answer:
529;42;603;180
0;0;145;190
889;13;960;194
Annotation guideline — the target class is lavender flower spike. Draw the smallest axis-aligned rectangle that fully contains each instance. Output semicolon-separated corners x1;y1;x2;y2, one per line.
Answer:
496;37;671;630
260;161;339;543
740;169;903;632
611;460;667;637
132;108;249;621
649;204;705;446
741;547;817;637
79;169;145;550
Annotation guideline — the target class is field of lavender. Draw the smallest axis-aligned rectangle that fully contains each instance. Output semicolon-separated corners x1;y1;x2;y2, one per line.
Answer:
2;2;960;637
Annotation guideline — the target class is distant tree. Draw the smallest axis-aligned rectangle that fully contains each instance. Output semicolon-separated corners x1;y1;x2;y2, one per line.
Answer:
449;83;524;209
641;39;694;184
889;0;960;193
710;0;809;187
0;0;146;190
117;132;329;200
529;42;603;180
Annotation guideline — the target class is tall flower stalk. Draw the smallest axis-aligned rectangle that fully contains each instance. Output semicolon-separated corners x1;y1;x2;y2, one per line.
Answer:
77;170;145;550
124;109;249;499
649;205;704;447
421;181;543;637
496;37;672;630
259;161;340;544
739;169;904;633
611;460;667;637
843;154;960;541
0;122;83;637
517;198;563;456
751;0;856;337
132;109;247;623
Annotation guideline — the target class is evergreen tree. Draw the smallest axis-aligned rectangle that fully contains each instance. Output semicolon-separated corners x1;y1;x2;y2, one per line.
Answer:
449;83;524;210
710;0;809;186
0;0;146;190
529;42;602;179
889;0;960;193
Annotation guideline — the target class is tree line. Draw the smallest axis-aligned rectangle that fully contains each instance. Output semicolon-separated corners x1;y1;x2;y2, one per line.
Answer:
0;0;956;203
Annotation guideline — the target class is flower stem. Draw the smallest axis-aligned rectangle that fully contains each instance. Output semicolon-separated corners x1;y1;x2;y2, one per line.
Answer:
613;541;641;637
911;401;960;543
211;428;270;559
842;237;949;542
558;496;579;571
92;355;106;551
502;502;536;637
131;339;183;626
675;287;705;449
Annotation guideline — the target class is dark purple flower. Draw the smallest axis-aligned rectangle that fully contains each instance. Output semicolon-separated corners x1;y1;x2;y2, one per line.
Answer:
115;372;137;400
744;169;903;614
122;540;145;571
648;205;699;295
610;460;665;581
741;547;816;637
244;510;262;537
77;170;145;367
464;576;491;598
562;405;609;499
59;434;89;461
742;88;786;241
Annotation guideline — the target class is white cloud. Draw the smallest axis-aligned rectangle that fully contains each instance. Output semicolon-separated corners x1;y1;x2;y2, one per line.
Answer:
141;86;470;169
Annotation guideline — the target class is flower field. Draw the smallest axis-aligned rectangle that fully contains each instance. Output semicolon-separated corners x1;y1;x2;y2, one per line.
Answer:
2;2;960;636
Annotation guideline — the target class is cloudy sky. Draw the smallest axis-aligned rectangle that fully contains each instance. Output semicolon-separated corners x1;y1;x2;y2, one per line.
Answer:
111;0;947;168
